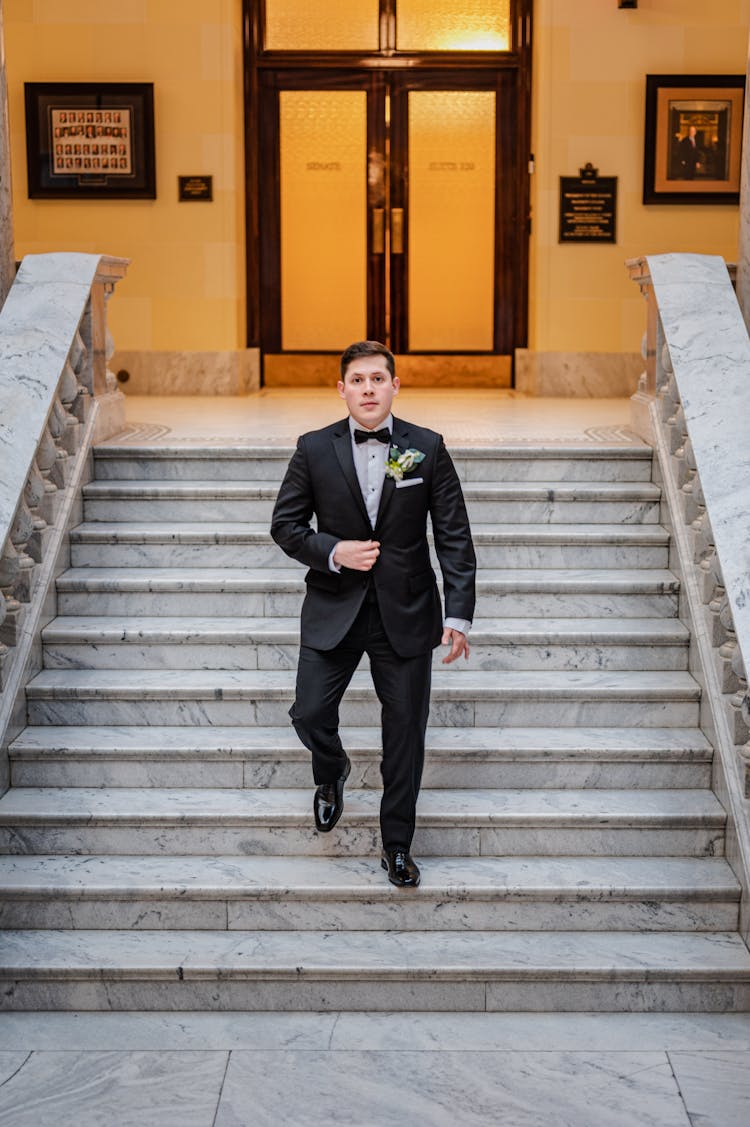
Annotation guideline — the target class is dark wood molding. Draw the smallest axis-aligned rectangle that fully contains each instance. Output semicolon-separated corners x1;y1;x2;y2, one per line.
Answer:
253;52;525;71
257;68;281;354
367;72;387;341
514;0;533;353
242;0;261;347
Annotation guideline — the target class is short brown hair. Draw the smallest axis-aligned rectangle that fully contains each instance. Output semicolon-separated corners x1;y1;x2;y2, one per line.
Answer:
339;340;395;380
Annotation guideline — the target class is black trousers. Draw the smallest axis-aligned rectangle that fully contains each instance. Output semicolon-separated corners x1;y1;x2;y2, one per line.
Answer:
289;594;432;852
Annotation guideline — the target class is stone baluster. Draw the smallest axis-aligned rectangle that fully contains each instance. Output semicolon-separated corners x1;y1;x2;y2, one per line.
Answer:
0;341;83;655
0;253;129;694
23;462;48;565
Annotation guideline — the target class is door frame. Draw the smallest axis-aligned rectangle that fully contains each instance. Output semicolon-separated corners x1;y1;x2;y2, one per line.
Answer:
242;0;533;367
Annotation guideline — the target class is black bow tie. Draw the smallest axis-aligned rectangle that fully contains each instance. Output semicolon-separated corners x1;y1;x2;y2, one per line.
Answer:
353;427;391;445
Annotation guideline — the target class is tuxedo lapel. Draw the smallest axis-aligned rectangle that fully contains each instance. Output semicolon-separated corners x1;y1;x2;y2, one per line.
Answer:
332;425;371;528
375;417;410;530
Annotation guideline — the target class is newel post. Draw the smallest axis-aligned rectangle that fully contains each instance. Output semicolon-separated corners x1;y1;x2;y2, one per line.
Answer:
625;257;659;444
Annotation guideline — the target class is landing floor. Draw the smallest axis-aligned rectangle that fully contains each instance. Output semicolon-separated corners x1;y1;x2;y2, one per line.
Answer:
0;1012;748;1125
109;390;642;447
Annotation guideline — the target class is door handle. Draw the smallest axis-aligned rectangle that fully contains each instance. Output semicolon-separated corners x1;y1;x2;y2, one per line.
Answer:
372;208;385;254
391;208;404;254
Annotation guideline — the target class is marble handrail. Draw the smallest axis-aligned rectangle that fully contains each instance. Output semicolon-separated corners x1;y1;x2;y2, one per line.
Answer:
625;257;738;400
629;252;750;938
0;252;128;693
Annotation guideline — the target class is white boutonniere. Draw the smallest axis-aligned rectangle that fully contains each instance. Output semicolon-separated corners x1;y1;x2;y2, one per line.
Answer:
384;445;426;481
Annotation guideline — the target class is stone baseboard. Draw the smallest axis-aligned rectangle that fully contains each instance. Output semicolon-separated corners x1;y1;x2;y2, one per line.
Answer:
515;351;643;397
112;351;261;396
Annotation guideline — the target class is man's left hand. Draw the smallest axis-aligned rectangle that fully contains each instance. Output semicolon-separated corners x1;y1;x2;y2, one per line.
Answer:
441;628;470;664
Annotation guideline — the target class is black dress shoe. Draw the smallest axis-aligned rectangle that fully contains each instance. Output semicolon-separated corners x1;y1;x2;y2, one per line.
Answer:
313;755;351;833
381;849;421;888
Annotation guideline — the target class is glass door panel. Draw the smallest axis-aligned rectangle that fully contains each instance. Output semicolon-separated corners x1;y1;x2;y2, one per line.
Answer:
405;89;496;351
265;0;380;51
396;0;511;51
279;90;368;350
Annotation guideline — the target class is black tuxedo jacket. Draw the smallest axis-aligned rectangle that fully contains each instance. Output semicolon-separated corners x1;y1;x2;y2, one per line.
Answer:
270;416;476;658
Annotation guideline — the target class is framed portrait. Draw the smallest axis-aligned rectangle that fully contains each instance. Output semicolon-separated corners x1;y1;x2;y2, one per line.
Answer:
25;82;155;199
643;74;745;205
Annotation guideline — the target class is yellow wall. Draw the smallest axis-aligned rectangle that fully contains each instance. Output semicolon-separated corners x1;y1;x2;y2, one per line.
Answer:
4;1;750;356
531;0;750;353
4;0;246;352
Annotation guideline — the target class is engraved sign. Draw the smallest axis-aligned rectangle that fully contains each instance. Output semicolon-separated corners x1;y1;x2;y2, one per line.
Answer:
559;165;617;243
178;175;213;202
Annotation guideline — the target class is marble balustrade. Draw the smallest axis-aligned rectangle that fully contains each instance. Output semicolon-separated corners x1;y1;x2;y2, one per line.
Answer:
628;252;750;942
0;253;128;786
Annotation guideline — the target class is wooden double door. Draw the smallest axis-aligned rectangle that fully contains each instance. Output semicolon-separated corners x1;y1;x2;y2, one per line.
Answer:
256;66;526;370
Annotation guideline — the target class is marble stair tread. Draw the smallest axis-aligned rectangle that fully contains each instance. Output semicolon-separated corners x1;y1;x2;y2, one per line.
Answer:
54;567;679;594
0;854;738;901
82;479;662;502
0;786;725;825
71;522;287;544
9;725;714;760
6;1011;750;1050
94;445;297;461
94;444;652;460
24;668;701;701
3;928;750;980
70;522;670;546
41;615;689;646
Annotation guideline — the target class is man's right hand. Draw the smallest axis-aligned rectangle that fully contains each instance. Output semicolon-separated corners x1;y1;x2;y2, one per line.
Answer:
333;539;381;571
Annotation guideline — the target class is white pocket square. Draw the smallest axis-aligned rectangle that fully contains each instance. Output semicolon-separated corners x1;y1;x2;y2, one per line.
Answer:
396;476;424;489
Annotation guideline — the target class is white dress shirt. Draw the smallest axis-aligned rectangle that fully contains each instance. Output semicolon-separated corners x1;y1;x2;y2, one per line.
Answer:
328;415;471;637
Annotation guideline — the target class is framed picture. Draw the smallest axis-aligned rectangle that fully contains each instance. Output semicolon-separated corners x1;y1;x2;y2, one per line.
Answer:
25;82;155;199
643;74;745;205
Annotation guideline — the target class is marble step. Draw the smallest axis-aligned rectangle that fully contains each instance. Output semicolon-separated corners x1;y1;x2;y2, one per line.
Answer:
93;444;654;483
55;567;680;618
41;616;689;672
69;521;671;570
0;855;738;933
0;787;725;857
24;668;701;728
3;929;749;1012
9;725;713;790
81;479;662;525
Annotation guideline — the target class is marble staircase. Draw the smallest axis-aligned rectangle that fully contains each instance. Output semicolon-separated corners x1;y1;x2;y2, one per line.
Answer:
1;441;750;1012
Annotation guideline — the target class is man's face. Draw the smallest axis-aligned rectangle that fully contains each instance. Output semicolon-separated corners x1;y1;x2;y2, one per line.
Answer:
338;355;400;429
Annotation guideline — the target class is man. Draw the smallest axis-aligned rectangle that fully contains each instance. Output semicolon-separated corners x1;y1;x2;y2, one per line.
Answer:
679;125;701;180
270;341;476;887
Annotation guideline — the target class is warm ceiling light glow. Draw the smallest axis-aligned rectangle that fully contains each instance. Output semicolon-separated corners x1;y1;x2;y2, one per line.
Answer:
440;30;510;51
397;2;511;53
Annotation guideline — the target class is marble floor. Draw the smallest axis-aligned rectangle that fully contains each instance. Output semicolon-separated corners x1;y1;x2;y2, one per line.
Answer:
109;389;642;447
0;1012;749;1125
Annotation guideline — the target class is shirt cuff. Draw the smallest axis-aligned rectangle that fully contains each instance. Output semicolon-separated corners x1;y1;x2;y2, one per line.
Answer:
444;616;471;637
328;544;342;573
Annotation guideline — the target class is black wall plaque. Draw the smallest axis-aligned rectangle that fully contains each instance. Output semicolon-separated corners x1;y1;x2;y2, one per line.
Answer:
178;175;213;201
559;166;617;243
